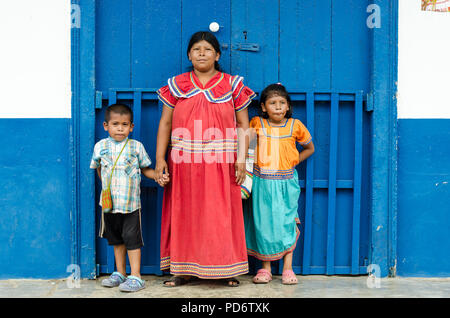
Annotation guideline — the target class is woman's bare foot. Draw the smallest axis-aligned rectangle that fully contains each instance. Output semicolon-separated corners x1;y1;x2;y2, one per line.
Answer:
163;275;193;287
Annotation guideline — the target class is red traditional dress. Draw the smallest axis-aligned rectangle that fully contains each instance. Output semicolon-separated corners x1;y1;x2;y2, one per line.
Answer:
157;71;256;279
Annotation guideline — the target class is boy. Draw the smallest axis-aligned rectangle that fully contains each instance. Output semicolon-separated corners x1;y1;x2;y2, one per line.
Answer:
90;104;168;292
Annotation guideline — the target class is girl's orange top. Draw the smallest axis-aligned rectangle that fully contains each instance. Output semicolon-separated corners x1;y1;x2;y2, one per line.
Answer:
250;116;312;179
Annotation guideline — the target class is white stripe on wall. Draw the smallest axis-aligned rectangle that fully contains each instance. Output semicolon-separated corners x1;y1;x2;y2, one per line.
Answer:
0;0;71;118
397;0;450;119
0;1;448;119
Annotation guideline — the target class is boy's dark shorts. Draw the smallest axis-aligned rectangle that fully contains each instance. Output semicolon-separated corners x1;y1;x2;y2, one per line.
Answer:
101;210;143;250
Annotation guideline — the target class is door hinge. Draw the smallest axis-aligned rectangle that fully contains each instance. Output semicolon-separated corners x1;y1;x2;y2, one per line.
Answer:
365;92;374;112
389;265;396;277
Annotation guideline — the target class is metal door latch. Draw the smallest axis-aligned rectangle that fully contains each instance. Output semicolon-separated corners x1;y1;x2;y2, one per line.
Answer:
233;43;260;52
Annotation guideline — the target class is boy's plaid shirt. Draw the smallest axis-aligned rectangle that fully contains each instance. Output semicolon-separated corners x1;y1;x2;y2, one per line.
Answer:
90;137;152;214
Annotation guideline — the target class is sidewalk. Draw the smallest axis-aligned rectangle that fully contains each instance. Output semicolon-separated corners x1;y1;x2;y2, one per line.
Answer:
1;274;449;298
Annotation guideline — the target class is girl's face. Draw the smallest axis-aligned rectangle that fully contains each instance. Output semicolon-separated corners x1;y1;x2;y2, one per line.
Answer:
262;94;290;124
188;40;220;73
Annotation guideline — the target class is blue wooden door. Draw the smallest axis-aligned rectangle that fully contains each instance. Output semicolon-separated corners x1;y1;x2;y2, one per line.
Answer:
94;0;371;276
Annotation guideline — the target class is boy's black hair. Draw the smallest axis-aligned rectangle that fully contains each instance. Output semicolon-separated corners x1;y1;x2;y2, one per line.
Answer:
104;103;133;123
187;31;222;72
259;83;292;119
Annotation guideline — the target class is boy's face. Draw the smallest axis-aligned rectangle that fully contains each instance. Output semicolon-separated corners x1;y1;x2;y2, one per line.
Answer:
103;112;134;142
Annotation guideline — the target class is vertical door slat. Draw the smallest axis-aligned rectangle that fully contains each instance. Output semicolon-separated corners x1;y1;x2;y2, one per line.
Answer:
109;89;117;105
302;92;315;274
351;92;363;274
133;91;142;141
326;93;339;275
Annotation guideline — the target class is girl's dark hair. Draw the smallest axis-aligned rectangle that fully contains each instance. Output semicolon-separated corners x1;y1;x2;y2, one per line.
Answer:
259;83;292;119
187;31;222;71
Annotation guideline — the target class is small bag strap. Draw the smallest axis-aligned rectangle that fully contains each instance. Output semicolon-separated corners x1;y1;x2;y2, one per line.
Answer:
107;138;129;188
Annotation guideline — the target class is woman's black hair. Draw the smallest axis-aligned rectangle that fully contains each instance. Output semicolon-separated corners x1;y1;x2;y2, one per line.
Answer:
259;83;292;119
187;31;222;72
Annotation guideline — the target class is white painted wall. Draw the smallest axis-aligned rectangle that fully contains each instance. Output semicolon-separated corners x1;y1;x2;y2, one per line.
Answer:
397;0;450;119
0;0;71;118
0;1;448;119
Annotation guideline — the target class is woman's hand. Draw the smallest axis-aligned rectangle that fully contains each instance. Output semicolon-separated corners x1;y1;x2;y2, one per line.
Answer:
155;159;170;186
234;161;246;185
154;105;173;187
159;173;170;187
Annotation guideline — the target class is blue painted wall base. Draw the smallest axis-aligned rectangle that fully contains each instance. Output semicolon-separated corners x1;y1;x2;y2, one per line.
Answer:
0;119;72;278
397;119;450;277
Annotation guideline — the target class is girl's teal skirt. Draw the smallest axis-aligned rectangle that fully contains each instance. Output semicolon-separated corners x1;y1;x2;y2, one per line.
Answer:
243;169;300;261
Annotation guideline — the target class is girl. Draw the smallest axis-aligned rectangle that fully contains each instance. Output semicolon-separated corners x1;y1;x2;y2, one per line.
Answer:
244;83;315;285
155;31;256;287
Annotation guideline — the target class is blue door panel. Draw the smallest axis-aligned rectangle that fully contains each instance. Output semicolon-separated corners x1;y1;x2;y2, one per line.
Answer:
311;189;329;269
231;0;279;90
131;0;183;88
331;0;371;92
96;1;132;91
337;102;356;180
280;0;332;90
94;0;371;276
335;189;353;267
182;0;231;72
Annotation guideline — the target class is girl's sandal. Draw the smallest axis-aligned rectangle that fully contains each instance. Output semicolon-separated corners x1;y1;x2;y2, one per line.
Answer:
163;275;193;287
281;269;298;285
252;269;273;284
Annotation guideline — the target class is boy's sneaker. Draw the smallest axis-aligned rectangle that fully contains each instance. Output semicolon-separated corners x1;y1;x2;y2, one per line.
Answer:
101;271;126;287
119;275;145;292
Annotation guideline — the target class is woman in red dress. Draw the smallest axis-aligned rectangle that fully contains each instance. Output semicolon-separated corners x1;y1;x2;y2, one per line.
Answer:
155;31;256;286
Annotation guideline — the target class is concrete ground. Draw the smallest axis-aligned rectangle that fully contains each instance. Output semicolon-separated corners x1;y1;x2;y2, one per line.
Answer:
1;274;449;298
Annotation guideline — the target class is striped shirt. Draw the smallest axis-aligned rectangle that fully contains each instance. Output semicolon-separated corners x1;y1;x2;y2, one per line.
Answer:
90;137;152;214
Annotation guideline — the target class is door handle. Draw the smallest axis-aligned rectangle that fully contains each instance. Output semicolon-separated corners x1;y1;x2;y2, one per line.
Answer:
233;43;260;52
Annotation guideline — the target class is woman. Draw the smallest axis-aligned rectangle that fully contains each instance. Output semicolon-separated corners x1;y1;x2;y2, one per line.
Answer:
155;31;256;287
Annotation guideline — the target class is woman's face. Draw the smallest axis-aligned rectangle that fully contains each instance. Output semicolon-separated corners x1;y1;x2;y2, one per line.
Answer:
188;40;220;73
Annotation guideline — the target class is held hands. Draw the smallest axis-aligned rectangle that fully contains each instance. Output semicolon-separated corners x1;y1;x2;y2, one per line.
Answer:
234;161;246;185
156;173;170;187
155;159;170;187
